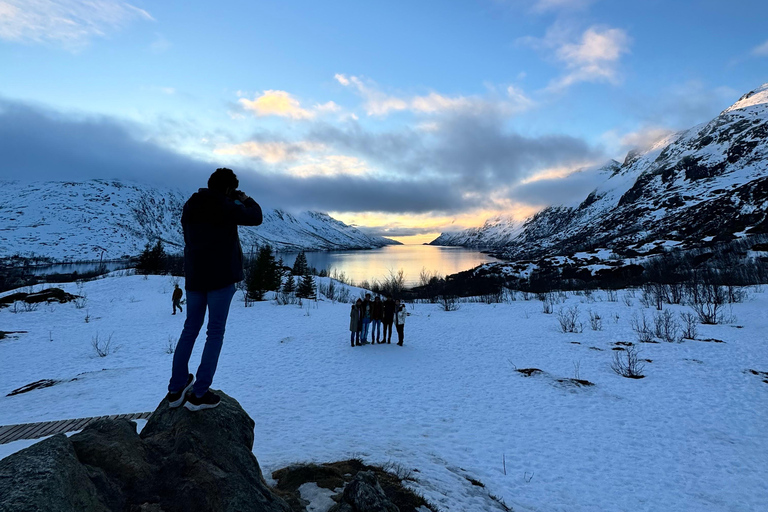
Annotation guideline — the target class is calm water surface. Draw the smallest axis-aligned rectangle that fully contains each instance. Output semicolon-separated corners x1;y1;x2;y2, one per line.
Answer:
278;245;499;287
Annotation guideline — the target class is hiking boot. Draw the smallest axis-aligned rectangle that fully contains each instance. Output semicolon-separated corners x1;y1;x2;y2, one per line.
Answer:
167;374;194;408
184;390;221;411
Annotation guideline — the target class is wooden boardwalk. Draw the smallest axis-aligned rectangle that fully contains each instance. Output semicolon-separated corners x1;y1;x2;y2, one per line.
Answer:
0;412;153;445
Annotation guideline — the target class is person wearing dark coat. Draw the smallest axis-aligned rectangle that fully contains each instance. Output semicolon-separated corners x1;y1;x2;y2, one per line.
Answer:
172;284;183;315
382;297;395;344
349;303;360;347
166;168;262;412
371;296;384;343
360;293;373;343
355;298;364;345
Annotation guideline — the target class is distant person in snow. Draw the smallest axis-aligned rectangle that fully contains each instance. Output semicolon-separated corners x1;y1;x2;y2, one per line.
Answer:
172;284;183;315
166;168;263;411
382;296;395;344
361;293;373;343
371;295;383;343
355;298;364;346
395;299;407;346
350;302;360;347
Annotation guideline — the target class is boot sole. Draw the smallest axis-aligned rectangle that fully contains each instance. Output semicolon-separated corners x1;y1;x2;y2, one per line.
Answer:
184;400;220;411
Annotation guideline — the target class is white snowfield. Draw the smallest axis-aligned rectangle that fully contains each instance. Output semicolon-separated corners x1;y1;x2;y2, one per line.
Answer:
1;274;767;511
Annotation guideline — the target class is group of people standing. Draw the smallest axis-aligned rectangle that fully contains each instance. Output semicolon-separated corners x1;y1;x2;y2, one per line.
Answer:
350;293;407;347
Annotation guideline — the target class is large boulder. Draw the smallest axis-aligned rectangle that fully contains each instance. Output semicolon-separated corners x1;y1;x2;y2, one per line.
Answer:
0;390;291;512
0;434;107;512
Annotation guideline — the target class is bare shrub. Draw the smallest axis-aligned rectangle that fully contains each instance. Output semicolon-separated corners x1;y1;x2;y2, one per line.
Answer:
680;312;698;340
606;289;618;302
654;309;682;343
588;310;603;331
611;345;645;379
84;310;90;323
439;295;460;311
557;305;583;333
166;335;176;354
91;333;114;357
630;311;654;343
381;460;414;481
690;283;727;324
541;296;554;314
622;293;633;307
21;301;39;312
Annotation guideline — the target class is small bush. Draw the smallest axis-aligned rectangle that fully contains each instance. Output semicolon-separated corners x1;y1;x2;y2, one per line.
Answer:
630;311;654;343
439;295;460;311
654;309;682;343
166;335;176;354
680;312;698;339
588;310;602;331
557;305;583;333
91;333;114;357
611;345;645;379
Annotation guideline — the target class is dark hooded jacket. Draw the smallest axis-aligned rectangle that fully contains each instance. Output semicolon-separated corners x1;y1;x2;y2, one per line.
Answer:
182;188;263;291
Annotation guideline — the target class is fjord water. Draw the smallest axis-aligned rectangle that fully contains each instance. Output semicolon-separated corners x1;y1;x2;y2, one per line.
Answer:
277;244;500;287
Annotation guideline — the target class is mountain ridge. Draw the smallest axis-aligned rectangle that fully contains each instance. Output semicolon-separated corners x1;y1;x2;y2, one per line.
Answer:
0;179;399;262
430;83;768;259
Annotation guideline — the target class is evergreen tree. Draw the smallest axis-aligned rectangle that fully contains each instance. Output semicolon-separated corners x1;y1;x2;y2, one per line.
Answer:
282;274;295;294
297;273;315;299
137;240;167;275
246;245;281;301
292;251;308;276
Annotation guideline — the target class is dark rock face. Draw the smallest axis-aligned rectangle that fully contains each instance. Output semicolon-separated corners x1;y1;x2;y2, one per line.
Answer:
0;434;107;512
0;391;291;512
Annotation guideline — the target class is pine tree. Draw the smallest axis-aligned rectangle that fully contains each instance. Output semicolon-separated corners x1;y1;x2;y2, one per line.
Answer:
137;240;167;275
292;251;308;276
247;245;281;301
297;273;315;299
282;274;295;294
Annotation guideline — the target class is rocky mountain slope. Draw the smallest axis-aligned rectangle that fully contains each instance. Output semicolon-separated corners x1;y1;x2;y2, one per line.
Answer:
0;180;398;261
431;83;768;260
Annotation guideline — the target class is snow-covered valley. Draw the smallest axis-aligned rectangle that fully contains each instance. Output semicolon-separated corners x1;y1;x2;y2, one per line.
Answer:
1;274;766;511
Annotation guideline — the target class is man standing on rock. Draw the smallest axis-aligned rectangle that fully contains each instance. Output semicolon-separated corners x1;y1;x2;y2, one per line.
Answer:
166;168;263;411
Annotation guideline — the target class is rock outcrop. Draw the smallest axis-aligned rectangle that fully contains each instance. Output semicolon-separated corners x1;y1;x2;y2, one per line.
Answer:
0;390;291;512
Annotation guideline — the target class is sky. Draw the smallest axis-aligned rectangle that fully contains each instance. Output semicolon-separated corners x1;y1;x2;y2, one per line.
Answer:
0;0;767;243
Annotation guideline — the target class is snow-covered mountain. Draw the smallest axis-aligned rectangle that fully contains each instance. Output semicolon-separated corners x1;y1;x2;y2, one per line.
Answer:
0;180;398;261
431;83;768;260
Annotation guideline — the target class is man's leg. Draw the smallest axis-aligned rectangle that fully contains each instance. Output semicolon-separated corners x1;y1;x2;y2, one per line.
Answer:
362;319;369;342
192;284;236;397
396;324;404;345
169;290;206;392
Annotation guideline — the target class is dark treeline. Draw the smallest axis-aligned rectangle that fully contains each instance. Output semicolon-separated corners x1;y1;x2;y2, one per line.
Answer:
402;234;768;303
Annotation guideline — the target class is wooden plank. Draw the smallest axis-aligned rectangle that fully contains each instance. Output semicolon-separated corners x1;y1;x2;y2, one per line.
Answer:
35;422;66;438
54;418;81;435
0;423;30;442
23;422;52;440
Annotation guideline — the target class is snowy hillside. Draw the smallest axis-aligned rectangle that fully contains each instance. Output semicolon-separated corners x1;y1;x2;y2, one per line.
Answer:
0;180;398;261
1;274;767;511
431;83;768;259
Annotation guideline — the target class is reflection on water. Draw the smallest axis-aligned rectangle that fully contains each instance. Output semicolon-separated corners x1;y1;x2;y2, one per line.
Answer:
277;245;499;287
27;261;130;276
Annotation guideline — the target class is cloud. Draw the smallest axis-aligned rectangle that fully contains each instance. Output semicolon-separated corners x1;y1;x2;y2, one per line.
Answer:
508;162;611;206
551;26;630;89
0;97;601;218
334;74;534;117
238;91;341;120
0;0;153;48
519;24;630;91
214;140;325;164
752;40;768;57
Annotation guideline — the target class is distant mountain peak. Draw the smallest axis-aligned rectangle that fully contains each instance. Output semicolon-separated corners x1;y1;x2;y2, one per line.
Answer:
723;83;768;114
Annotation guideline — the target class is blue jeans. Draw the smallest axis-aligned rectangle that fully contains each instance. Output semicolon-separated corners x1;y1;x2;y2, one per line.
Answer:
361;318;371;342
169;284;236;397
372;319;382;340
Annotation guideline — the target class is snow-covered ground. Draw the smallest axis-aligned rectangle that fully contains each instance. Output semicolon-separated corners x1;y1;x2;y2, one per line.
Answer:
1;274;767;511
